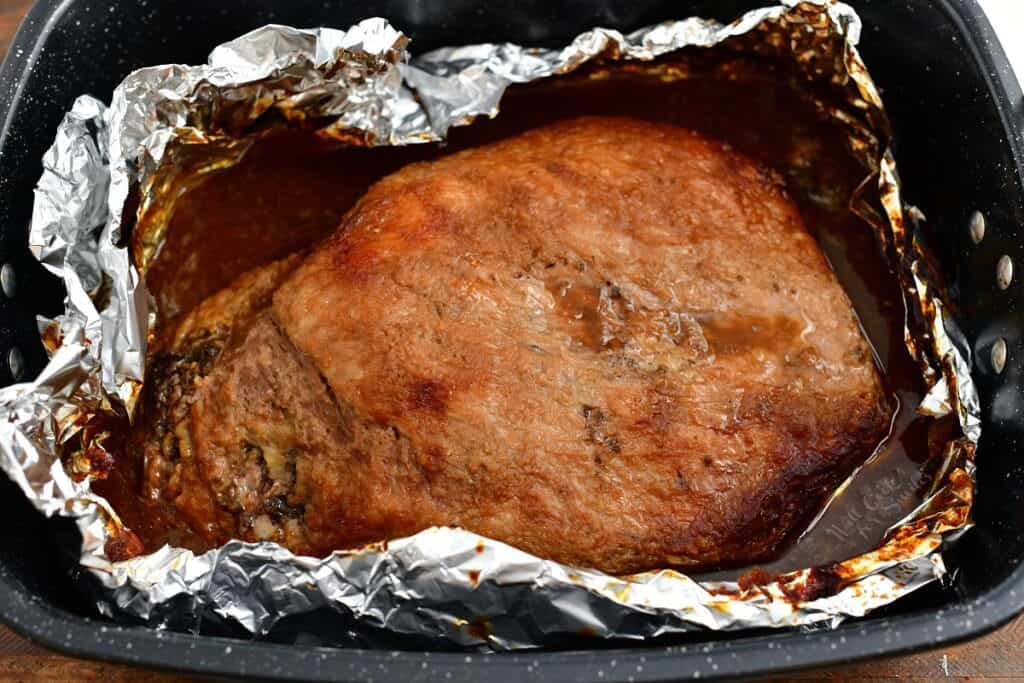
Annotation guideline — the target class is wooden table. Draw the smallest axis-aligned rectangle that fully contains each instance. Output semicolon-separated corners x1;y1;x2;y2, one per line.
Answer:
0;0;1022;680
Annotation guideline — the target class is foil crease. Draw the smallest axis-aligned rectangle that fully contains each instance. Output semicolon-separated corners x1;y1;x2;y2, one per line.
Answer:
0;1;980;650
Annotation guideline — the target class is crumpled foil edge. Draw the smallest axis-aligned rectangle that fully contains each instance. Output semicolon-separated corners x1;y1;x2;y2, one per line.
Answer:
0;0;979;650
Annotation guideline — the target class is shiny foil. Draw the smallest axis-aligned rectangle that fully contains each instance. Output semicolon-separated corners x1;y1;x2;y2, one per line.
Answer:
0;1;980;649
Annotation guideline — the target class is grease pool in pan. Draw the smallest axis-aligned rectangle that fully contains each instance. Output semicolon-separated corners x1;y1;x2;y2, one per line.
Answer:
100;52;937;576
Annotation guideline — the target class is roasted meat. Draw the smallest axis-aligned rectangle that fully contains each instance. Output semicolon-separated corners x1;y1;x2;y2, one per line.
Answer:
129;117;891;573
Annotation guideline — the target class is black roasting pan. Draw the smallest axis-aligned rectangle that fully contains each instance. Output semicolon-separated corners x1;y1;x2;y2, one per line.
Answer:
0;0;1021;680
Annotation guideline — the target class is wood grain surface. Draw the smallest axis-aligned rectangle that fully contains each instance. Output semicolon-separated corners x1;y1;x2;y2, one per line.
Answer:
0;0;1021;680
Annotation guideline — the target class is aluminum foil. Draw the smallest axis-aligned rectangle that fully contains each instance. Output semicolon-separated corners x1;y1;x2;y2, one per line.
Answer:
0;1;980;650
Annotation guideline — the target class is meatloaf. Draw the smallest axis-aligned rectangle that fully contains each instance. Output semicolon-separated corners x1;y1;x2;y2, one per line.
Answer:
128;116;891;574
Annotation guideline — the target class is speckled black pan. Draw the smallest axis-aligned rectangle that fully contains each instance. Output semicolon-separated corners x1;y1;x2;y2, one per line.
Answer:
0;0;1022;680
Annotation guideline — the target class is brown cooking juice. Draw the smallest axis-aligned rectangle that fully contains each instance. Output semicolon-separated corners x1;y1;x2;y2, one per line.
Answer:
100;50;933;573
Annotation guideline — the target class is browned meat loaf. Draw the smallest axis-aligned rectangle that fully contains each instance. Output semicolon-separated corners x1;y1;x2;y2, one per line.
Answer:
130;116;891;573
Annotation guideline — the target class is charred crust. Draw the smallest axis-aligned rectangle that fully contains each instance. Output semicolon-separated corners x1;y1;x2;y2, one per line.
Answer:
265;495;305;521
147;332;226;442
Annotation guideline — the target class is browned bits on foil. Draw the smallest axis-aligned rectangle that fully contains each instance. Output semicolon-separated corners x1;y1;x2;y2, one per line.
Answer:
61;413;129;482
734;563;843;602
780;565;843;602
467;618;494;642
737;567;775;592
104;526;145;562
40;321;63;355
454;616;495;642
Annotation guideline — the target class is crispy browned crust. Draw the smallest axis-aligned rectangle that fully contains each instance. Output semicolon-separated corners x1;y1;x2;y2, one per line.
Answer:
131;117;891;573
